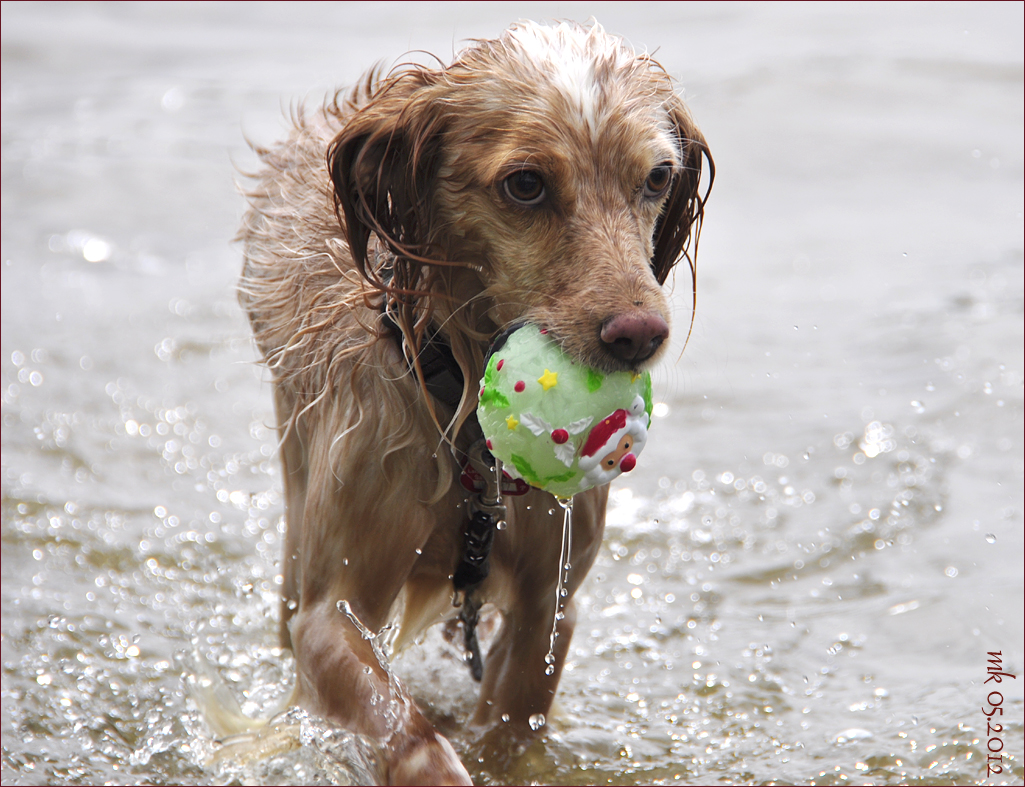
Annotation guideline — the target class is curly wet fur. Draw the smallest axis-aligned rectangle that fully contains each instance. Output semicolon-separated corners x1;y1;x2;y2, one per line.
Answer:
238;20;711;785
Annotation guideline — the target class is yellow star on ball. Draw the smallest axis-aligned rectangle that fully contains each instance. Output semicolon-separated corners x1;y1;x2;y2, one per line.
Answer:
537;368;558;391
506;414;519;430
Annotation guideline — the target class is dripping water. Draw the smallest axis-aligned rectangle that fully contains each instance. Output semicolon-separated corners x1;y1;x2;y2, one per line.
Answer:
494;456;507;530
337;599;404;733
544;497;573;676
337;599;393;671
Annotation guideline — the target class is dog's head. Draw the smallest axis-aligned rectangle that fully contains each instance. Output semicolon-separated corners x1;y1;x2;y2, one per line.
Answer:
329;21;712;379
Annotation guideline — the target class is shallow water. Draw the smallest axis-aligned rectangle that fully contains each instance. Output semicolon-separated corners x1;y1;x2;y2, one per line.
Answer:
2;3;1022;785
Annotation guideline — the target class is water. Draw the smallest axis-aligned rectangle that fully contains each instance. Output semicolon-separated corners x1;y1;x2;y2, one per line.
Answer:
545;499;574;677
2;2;1022;785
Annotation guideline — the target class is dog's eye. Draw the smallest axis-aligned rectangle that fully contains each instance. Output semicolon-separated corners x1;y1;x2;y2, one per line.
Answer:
643;164;673;198
504;170;546;206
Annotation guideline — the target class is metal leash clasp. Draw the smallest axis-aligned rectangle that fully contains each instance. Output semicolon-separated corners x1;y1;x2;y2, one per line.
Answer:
464;438;506;523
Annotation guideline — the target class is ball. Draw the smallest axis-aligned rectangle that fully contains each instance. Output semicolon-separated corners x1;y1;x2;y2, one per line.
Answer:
477;324;653;499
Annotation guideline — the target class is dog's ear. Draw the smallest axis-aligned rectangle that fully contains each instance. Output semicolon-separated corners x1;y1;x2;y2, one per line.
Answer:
327;71;446;291
651;96;714;287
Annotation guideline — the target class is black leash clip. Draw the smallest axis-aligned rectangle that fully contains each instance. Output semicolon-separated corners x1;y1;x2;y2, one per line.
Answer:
451;438;506;681
453;439;505;593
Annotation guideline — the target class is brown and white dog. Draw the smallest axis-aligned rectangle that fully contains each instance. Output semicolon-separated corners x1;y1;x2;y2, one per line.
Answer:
238;20;711;785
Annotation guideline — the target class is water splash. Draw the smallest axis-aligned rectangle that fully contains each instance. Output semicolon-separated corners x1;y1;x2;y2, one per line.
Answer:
205;708;383;784
337;599;393;672
544;498;573;676
528;712;546;731
337;600;404;733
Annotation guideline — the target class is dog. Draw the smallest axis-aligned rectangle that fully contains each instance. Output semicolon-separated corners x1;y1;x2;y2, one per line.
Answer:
238;20;711;785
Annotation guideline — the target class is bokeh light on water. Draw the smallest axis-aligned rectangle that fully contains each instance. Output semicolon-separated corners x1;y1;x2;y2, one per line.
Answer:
2;3;1022;785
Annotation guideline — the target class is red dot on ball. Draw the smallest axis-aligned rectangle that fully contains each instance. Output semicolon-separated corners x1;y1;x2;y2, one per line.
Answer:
486;439;493;449
551;428;569;444
619;453;637;472
514;381;525;392
497;359;504;371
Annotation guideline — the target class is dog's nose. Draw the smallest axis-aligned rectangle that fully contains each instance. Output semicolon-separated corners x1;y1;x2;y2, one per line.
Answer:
600;312;669;364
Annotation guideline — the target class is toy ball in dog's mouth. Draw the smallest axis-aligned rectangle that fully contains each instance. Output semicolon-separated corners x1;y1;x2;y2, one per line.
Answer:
477;323;653;499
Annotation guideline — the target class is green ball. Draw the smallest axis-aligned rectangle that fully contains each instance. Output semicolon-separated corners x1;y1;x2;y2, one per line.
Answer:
477;324;653;499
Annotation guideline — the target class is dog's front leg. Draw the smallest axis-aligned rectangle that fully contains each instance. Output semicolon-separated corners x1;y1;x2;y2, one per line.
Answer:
291;602;470;785
473;486;608;731
288;424;471;786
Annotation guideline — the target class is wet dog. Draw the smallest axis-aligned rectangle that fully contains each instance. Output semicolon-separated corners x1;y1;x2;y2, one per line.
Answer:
238;20;710;784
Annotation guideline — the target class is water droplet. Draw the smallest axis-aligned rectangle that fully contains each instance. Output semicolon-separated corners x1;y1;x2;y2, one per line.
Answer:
544;653;554;664
545;664;555;676
501;713;510;722
528;713;546;730
496;519;507;531
82;237;111;263
985;533;997;543
834;728;873;744
555;612;564;621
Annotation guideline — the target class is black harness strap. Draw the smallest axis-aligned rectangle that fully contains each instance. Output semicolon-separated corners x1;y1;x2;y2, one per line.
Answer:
380;307;466;411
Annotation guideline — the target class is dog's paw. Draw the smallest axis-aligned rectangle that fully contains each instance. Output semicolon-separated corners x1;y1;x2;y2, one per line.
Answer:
387;730;472;786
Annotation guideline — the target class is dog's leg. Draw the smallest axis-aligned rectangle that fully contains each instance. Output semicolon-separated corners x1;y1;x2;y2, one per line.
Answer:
473;485;608;729
292;601;470;785
287;414;471;785
273;385;306;650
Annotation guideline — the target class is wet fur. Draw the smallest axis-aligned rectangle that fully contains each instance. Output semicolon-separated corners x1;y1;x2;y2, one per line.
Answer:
238;21;710;785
